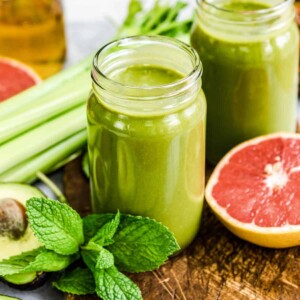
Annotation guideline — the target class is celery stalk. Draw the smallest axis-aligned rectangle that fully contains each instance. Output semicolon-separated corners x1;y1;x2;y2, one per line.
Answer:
0;130;86;183
0;88;89;144
0;105;86;173
0;55;92;120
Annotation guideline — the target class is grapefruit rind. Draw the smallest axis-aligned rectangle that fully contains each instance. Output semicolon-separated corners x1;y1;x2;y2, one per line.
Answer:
205;132;300;248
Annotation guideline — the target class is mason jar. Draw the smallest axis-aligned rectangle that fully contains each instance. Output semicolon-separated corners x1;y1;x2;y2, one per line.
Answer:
87;36;206;249
191;0;299;164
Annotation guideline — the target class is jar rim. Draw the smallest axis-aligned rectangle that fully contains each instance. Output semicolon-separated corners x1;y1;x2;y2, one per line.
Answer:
197;0;292;16
92;35;202;94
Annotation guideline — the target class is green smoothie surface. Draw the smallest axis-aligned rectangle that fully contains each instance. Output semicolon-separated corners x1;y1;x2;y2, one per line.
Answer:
110;65;184;87
221;1;270;11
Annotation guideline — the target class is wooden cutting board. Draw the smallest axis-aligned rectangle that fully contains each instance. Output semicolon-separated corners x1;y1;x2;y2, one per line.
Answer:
64;123;300;300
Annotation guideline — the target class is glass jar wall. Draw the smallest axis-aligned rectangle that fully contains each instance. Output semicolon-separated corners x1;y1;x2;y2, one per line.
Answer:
87;36;206;249
191;0;299;164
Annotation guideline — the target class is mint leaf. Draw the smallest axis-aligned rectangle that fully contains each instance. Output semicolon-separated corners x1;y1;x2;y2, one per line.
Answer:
26;198;84;255
53;267;95;295
0;248;77;276
107;215;180;272
81;247;114;272
87;212;120;247
95;248;114;270
24;248;78;273
95;266;142;300
81;250;98;273
83;214;115;242
0;249;40;276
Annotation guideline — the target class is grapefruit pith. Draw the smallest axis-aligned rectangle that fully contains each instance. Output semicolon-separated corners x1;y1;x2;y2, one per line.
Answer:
0;57;41;102
205;132;300;248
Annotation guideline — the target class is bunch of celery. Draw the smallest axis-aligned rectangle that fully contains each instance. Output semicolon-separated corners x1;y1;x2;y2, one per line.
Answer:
0;0;192;183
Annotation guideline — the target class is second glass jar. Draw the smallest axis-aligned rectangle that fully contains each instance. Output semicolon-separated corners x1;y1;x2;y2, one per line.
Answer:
87;36;206;249
191;0;299;164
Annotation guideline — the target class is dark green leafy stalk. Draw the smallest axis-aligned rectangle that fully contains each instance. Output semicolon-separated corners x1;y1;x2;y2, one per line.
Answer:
122;0;142;26
141;4;170;33
148;19;192;36
53;268;95;295
116;0;193;43
164;1;187;23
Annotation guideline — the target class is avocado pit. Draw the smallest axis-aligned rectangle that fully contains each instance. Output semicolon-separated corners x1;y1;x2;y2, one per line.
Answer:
0;198;28;240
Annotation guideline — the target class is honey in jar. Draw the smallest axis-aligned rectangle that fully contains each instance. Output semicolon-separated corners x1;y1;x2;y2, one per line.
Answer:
0;0;66;78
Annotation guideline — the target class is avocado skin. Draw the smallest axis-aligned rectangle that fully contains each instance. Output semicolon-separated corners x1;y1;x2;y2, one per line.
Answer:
1;272;49;291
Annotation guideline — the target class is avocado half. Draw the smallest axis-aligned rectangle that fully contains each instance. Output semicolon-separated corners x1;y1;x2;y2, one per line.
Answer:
0;183;44;288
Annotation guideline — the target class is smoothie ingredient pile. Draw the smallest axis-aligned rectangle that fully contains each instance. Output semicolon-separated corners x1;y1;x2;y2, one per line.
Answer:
0;197;179;300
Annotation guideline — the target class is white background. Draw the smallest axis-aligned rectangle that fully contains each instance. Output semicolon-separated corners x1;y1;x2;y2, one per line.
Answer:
62;0;195;65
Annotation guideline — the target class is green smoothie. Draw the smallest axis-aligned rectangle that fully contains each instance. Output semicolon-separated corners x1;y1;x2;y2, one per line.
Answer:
87;65;206;249
191;0;299;164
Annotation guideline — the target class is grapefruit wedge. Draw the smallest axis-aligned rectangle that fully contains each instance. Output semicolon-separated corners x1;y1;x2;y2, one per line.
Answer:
205;132;300;248
0;57;41;102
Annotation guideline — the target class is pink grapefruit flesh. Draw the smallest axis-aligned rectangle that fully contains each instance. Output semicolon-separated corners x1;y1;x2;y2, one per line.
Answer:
205;132;300;248
0;57;41;102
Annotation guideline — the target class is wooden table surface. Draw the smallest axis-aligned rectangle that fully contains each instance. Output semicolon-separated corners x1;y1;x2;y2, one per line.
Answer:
64;122;300;300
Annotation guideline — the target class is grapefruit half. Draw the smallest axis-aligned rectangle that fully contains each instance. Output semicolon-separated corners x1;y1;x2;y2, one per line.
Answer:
205;132;300;248
0;57;41;102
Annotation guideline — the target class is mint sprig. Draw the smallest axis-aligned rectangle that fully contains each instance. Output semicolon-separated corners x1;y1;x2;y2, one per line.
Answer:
0;197;179;300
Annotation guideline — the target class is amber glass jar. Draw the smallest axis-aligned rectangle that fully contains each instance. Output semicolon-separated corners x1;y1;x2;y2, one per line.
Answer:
0;0;66;78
